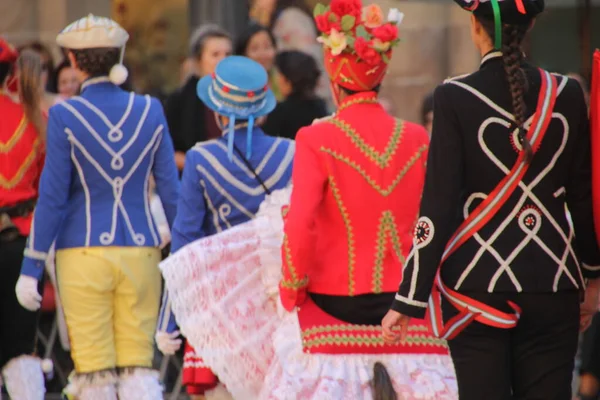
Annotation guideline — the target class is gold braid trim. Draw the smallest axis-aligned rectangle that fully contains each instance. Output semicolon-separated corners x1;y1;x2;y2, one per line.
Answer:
301;324;429;338
280;234;308;290
303;333;448;350
0;138;40;189
329;175;356;296
372;211;406;293
325;118;403;168
0;116;27;153
320;144;428;197
337;97;378;113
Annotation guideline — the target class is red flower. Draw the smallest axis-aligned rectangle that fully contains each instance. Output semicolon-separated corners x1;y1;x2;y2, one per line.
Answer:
247;91;255;98
330;0;362;20
315;11;331;33
315;11;341;33
372;24;399;43
222;86;230;93
354;37;382;66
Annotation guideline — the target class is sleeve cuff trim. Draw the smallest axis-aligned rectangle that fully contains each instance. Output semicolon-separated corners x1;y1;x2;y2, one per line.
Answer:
23;248;48;261
394;293;428;308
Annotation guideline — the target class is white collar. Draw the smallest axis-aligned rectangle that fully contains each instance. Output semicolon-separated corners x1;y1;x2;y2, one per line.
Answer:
81;76;111;92
481;51;503;65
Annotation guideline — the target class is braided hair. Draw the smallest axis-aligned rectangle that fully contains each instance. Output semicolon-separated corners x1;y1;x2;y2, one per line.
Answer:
478;17;532;162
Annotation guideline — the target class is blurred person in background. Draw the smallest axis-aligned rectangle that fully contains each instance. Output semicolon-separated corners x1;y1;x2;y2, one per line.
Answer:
235;23;279;100
567;72;590;109
53;60;79;98
18;41;56;93
421;91;434;136
179;57;195;84
0;40;47;400
250;0;332;109
18;42;61;114
165;25;233;171
262;50;327;139
16;15;179;400
383;1;600;399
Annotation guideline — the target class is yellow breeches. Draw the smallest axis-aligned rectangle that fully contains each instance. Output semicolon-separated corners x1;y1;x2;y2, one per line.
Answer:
56;247;161;373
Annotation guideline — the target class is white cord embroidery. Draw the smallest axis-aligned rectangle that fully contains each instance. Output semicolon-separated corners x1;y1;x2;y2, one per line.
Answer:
447;80;581;292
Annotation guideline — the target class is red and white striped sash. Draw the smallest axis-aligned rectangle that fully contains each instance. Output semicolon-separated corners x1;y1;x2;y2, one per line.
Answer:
429;69;558;340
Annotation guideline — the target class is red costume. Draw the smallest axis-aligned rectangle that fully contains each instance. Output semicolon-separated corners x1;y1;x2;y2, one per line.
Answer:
592;49;600;245
0;41;44;235
280;91;429;309
0;38;47;400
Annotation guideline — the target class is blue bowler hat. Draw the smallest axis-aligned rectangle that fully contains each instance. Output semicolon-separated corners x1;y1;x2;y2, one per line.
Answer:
197;56;277;160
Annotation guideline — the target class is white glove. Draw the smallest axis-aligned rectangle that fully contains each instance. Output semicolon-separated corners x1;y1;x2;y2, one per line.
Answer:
15;275;42;311
155;330;182;355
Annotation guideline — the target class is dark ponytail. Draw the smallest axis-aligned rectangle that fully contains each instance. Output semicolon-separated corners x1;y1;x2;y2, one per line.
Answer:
479;17;532;163
501;24;532;162
372;362;398;400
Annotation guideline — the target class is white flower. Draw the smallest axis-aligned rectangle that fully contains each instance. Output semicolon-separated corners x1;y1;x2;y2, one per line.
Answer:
387;8;405;26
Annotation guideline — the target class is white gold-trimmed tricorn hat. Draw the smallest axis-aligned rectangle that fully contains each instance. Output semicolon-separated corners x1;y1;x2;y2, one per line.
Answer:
57;14;130;85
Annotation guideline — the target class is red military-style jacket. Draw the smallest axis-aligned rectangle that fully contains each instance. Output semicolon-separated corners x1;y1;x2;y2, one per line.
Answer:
0;92;45;236
279;91;430;310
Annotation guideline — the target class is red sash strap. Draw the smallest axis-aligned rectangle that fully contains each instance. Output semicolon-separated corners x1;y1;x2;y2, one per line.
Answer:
591;50;600;248
428;69;558;340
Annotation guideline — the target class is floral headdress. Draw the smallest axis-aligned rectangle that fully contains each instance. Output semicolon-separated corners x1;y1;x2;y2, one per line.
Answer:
314;0;403;66
314;0;404;91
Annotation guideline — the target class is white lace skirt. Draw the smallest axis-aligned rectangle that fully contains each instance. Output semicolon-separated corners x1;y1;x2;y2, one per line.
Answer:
160;187;458;399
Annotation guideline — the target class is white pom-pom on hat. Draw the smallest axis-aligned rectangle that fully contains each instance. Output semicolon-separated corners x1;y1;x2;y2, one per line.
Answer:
109;64;128;85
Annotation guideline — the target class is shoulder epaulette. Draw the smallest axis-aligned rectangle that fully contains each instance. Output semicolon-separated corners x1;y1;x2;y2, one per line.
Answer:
443;72;471;84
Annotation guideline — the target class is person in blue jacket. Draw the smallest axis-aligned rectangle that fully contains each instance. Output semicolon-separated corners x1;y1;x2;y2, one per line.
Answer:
155;55;294;397
15;14;179;400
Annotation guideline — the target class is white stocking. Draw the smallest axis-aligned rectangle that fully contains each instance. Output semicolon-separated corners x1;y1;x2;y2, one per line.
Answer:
117;368;163;400
1;355;45;400
63;370;117;400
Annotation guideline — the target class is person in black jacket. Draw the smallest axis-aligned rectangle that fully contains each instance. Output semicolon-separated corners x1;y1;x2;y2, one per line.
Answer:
164;25;232;171
262;50;327;139
382;1;600;399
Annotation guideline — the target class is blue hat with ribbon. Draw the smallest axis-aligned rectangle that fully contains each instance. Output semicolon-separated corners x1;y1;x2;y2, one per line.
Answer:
197;55;277;160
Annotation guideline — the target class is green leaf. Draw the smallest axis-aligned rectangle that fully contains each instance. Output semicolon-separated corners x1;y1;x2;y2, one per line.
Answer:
346;35;356;48
313;3;327;17
355;25;371;40
328;12;338;22
340;15;356;31
382;53;390;64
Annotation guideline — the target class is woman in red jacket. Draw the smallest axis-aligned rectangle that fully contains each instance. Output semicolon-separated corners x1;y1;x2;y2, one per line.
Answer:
0;40;47;400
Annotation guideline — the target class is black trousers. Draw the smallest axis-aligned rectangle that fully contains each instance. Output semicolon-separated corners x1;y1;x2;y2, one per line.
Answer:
580;312;600;381
442;291;580;400
0;236;41;369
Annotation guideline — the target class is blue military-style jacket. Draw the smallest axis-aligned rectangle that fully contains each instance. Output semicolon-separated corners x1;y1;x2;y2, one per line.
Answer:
158;127;294;332
21;76;180;279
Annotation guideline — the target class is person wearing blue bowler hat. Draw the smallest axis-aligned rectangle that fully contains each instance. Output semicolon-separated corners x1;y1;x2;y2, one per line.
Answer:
155;55;294;398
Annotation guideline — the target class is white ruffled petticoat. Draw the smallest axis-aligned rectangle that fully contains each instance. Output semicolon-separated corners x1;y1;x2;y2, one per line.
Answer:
160;187;458;400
